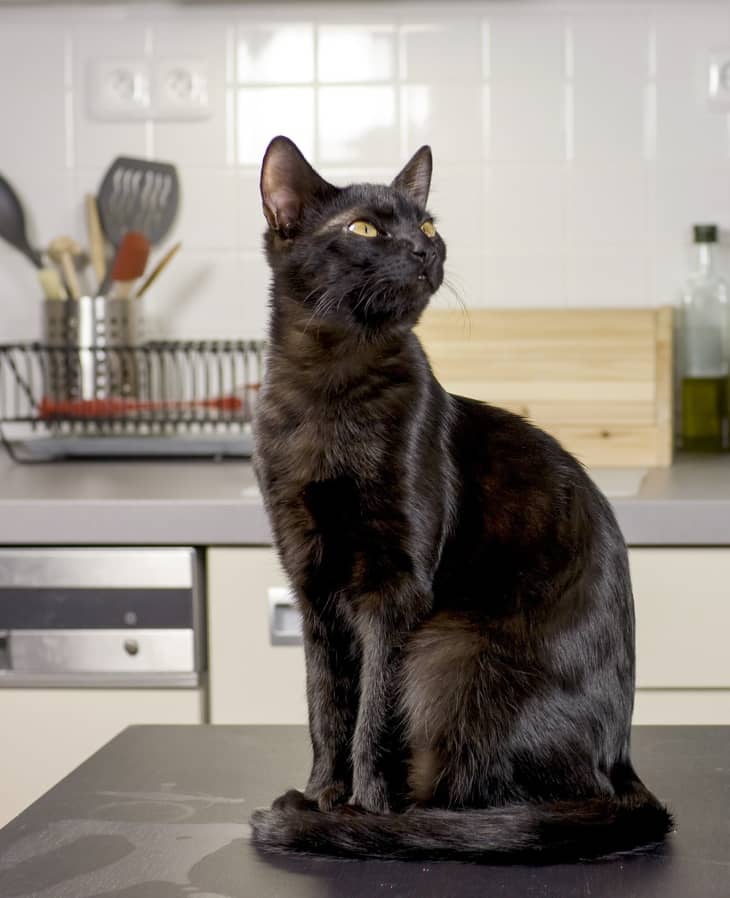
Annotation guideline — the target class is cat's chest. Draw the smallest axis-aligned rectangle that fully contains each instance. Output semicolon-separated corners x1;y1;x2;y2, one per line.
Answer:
257;387;394;485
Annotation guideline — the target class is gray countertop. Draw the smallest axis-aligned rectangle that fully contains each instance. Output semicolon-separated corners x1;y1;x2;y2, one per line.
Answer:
1;724;729;898
0;453;728;546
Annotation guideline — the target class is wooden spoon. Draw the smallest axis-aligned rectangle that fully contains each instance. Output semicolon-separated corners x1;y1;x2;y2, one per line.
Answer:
48;236;83;300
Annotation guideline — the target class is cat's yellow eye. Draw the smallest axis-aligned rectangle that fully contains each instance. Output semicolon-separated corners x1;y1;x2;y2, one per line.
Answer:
348;220;379;238
420;220;437;239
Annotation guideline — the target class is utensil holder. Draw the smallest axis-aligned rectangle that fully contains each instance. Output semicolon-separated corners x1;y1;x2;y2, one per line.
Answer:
43;296;143;401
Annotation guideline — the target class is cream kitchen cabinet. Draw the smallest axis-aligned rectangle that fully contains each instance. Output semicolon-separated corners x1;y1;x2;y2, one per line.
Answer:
206;547;730;728
208;547;306;725
0;688;203;829
631;548;730;724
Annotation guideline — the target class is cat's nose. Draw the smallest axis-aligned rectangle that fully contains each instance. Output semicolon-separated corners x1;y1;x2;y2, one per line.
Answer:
410;244;438;267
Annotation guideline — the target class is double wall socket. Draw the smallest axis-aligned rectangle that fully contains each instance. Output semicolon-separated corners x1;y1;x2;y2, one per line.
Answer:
88;58;210;121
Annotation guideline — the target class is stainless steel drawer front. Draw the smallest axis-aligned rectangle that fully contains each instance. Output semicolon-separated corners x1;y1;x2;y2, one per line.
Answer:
0;548;205;687
0;548;195;589
7;629;195;673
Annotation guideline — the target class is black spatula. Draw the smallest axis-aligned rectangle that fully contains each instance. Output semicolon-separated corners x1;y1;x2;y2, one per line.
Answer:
0;173;43;268
97;157;179;249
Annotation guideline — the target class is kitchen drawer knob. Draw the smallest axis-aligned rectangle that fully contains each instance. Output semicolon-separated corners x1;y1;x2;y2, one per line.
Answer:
124;638;140;656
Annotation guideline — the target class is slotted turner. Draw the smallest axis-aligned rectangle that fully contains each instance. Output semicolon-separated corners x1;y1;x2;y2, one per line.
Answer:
97;156;179;248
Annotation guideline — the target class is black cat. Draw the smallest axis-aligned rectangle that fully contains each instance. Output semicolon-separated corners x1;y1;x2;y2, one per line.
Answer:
250;135;672;862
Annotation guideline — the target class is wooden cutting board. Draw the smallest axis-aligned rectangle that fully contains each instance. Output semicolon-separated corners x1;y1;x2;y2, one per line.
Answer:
415;307;673;468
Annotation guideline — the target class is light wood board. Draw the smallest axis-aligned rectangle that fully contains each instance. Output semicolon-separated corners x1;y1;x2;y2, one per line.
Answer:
415;307;673;468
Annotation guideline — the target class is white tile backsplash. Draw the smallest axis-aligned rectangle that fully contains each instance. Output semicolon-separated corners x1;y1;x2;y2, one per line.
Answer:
654;7;730;163
0;246;45;342
237;86;315;166
566;162;649;247
485;164;565;252
143;251;243;340
488;13;566;84
566;250;648;307
238;170;266;251
428;164;484;253
484;252;566;308
439;251;484;310
72;23;149;169
1;1;728;344
166;169;239;252
318;25;396;83
652;164;730;247
399;21;482;83
152;21;229;167
0;24;67;176
318;85;398;164
571;13;649;162
237;24;315;84
488;79;566;162
402;84;483;163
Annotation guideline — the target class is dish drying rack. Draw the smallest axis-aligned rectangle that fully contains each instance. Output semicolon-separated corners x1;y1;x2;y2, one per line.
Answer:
0;341;265;462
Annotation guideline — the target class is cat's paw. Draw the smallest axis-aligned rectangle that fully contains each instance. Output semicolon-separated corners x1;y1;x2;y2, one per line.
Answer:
304;779;350;811
271;788;316;812
350;775;390;814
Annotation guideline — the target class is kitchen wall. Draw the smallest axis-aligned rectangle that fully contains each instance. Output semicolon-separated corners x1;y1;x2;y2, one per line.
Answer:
0;1;728;342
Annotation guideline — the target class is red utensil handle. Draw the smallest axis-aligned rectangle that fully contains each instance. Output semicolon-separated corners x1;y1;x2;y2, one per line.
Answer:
39;394;247;418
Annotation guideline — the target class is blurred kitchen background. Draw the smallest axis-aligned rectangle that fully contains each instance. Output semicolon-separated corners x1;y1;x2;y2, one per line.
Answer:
1;0;729;342
2;0;730;832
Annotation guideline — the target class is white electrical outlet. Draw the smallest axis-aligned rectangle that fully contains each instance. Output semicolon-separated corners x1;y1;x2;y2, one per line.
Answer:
154;59;211;120
87;59;151;120
87;58;211;121
707;50;730;110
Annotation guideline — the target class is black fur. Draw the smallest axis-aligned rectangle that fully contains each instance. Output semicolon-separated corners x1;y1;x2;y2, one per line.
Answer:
251;135;673;862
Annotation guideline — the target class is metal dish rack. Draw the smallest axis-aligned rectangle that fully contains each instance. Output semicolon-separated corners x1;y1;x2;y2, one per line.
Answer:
0;341;265;462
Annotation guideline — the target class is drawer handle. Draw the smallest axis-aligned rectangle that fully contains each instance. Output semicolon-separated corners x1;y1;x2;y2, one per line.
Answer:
124;638;140;657
268;588;303;646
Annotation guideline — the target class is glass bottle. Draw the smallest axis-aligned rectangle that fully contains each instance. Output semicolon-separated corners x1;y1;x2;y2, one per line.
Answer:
678;224;729;452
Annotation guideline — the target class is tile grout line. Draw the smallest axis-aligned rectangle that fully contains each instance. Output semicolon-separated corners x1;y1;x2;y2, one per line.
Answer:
646;16;658;306
226;24;237;168
482;17;491;162
313;21;321;165
63;26;75;171
144;24;154;159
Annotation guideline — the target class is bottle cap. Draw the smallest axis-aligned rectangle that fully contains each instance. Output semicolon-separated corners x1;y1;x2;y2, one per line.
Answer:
693;224;718;243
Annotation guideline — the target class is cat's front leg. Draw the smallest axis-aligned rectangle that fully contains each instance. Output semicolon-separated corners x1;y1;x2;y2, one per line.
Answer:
350;586;426;813
300;605;359;811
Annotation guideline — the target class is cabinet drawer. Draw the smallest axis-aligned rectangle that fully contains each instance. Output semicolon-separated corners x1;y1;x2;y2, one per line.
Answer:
207;548;307;724
207;547;730;723
630;548;730;688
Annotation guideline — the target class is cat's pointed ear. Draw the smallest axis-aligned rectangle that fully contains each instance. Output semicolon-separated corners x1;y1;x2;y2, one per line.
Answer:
260;136;337;236
391;145;433;207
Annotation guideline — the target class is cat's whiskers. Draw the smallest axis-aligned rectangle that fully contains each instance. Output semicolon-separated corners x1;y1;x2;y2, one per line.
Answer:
351;273;390;316
361;276;391;319
302;287;337;334
441;275;471;335
315;288;348;328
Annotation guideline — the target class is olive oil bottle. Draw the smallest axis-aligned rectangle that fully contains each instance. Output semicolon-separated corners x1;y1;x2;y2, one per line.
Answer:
678;225;729;452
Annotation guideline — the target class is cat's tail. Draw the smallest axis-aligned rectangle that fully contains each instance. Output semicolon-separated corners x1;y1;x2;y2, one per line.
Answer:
250;785;673;863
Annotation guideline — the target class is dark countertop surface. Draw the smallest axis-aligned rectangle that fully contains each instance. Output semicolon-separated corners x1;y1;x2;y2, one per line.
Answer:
0;725;729;898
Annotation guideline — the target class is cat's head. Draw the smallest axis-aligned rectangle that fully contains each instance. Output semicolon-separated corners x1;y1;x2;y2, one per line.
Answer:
259;136;446;334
